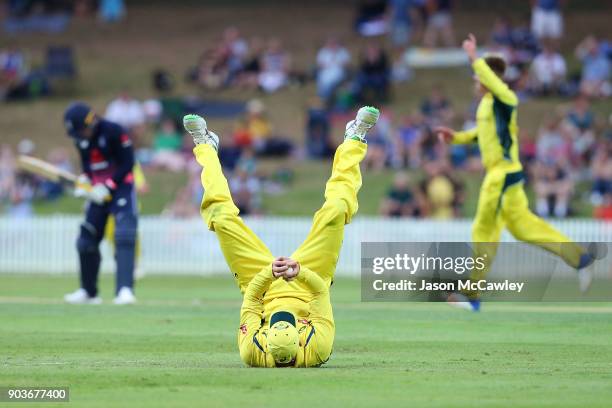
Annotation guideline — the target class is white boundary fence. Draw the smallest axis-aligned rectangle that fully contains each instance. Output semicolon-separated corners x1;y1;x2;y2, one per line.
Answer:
1;216;611;276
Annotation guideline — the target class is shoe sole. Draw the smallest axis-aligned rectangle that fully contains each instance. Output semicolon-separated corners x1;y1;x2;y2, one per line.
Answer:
358;106;380;126
183;115;207;132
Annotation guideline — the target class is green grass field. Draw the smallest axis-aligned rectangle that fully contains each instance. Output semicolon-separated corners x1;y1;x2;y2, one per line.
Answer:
2;274;612;407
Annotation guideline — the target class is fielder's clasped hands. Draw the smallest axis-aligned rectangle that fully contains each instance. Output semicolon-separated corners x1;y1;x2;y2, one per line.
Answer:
272;257;300;281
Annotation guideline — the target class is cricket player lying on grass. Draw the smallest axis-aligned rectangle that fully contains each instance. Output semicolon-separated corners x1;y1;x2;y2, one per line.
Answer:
435;34;595;311
183;106;379;367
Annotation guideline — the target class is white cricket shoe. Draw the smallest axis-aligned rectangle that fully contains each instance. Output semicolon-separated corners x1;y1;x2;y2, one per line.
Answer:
64;288;102;305
113;287;136;305
183;114;220;151
344;106;380;142
577;252;595;293
447;292;481;312
578;269;593;294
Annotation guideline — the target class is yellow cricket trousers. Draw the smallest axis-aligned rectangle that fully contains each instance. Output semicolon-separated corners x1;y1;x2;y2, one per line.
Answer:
194;140;367;317
468;167;585;287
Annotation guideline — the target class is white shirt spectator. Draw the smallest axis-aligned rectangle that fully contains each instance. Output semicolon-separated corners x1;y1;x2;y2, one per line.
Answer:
230;38;248;61
105;95;146;130
536;124;568;164
316;42;350;99
258;41;289;93
575;36;611;97
531;0;563;40
531;50;566;86
223;27;249;72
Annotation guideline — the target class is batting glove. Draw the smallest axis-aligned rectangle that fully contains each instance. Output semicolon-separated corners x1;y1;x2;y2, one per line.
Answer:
89;183;111;204
74;174;92;199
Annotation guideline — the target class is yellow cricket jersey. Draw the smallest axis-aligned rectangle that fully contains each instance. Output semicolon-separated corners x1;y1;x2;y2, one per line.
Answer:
238;267;334;368
453;58;522;173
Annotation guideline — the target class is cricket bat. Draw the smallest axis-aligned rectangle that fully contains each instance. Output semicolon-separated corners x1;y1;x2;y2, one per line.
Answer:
17;155;79;186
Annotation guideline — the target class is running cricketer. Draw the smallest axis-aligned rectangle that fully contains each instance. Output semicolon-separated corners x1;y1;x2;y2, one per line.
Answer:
63;102;138;305
184;106;379;367
435;34;594;311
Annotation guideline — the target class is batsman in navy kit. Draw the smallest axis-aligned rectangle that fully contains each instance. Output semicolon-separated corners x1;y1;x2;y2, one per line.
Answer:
63;102;138;305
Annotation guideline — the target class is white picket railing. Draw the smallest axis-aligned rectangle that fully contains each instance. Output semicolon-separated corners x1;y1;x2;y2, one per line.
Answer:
0;216;611;276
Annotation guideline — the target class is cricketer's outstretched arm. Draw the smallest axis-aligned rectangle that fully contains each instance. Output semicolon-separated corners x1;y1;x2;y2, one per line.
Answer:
473;58;518;106
452;127;478;144
238;266;275;367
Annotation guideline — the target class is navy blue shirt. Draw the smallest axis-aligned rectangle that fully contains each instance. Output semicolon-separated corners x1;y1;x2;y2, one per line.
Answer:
389;0;413;23
536;0;559;11
74;119;135;190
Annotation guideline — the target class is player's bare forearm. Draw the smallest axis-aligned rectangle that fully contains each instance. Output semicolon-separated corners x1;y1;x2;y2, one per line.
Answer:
434;126;455;144
462;34;478;62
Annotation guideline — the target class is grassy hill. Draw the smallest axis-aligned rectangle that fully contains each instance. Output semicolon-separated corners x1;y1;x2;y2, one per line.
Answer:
2;3;611;216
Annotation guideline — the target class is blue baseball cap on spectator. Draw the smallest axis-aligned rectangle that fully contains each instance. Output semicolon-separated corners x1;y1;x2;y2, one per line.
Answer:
64;102;95;138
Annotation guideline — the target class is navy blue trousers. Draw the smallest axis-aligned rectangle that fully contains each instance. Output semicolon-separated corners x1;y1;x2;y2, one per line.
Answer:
76;184;138;297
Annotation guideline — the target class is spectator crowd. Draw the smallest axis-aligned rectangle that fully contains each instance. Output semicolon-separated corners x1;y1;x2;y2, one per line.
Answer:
1;0;611;220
